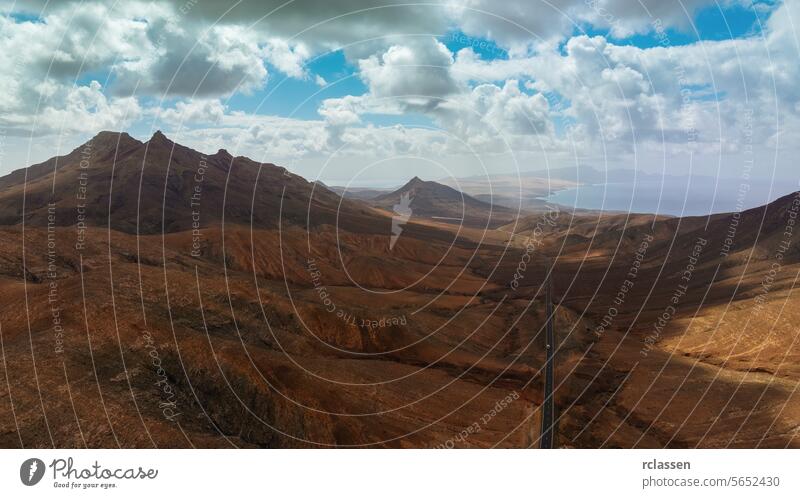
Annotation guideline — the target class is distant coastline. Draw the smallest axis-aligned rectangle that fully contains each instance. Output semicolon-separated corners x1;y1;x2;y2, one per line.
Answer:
545;178;790;216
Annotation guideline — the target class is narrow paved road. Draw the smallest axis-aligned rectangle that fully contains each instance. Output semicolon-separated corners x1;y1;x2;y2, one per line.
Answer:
540;271;556;449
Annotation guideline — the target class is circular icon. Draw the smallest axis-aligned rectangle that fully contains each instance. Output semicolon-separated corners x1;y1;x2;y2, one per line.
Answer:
20;458;45;486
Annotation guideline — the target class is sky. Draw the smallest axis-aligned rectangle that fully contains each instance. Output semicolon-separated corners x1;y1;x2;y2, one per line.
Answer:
0;0;797;188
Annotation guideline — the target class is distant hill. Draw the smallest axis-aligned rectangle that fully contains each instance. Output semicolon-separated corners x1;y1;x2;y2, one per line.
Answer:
370;176;520;228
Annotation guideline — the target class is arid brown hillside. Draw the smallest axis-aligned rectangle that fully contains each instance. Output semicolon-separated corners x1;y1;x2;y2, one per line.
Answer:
0;134;547;448
501;191;800;447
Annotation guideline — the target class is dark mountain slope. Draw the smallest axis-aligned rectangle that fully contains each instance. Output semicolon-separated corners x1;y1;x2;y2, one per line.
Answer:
0;131;387;235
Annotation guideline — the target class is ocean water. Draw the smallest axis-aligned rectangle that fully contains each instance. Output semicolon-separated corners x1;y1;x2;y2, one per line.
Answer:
546;177;794;216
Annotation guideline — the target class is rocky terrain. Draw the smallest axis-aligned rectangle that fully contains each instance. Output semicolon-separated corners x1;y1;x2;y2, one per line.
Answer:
0;131;798;448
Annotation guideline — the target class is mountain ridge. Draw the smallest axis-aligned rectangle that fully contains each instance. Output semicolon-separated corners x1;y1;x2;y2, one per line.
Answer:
0;130;385;235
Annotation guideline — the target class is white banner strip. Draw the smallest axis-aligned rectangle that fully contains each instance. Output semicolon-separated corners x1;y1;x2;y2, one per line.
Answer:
0;450;795;497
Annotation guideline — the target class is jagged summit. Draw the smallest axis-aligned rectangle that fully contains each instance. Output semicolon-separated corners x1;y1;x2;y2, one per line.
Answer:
91;130;138;141
147;129;174;145
88;130;142;150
